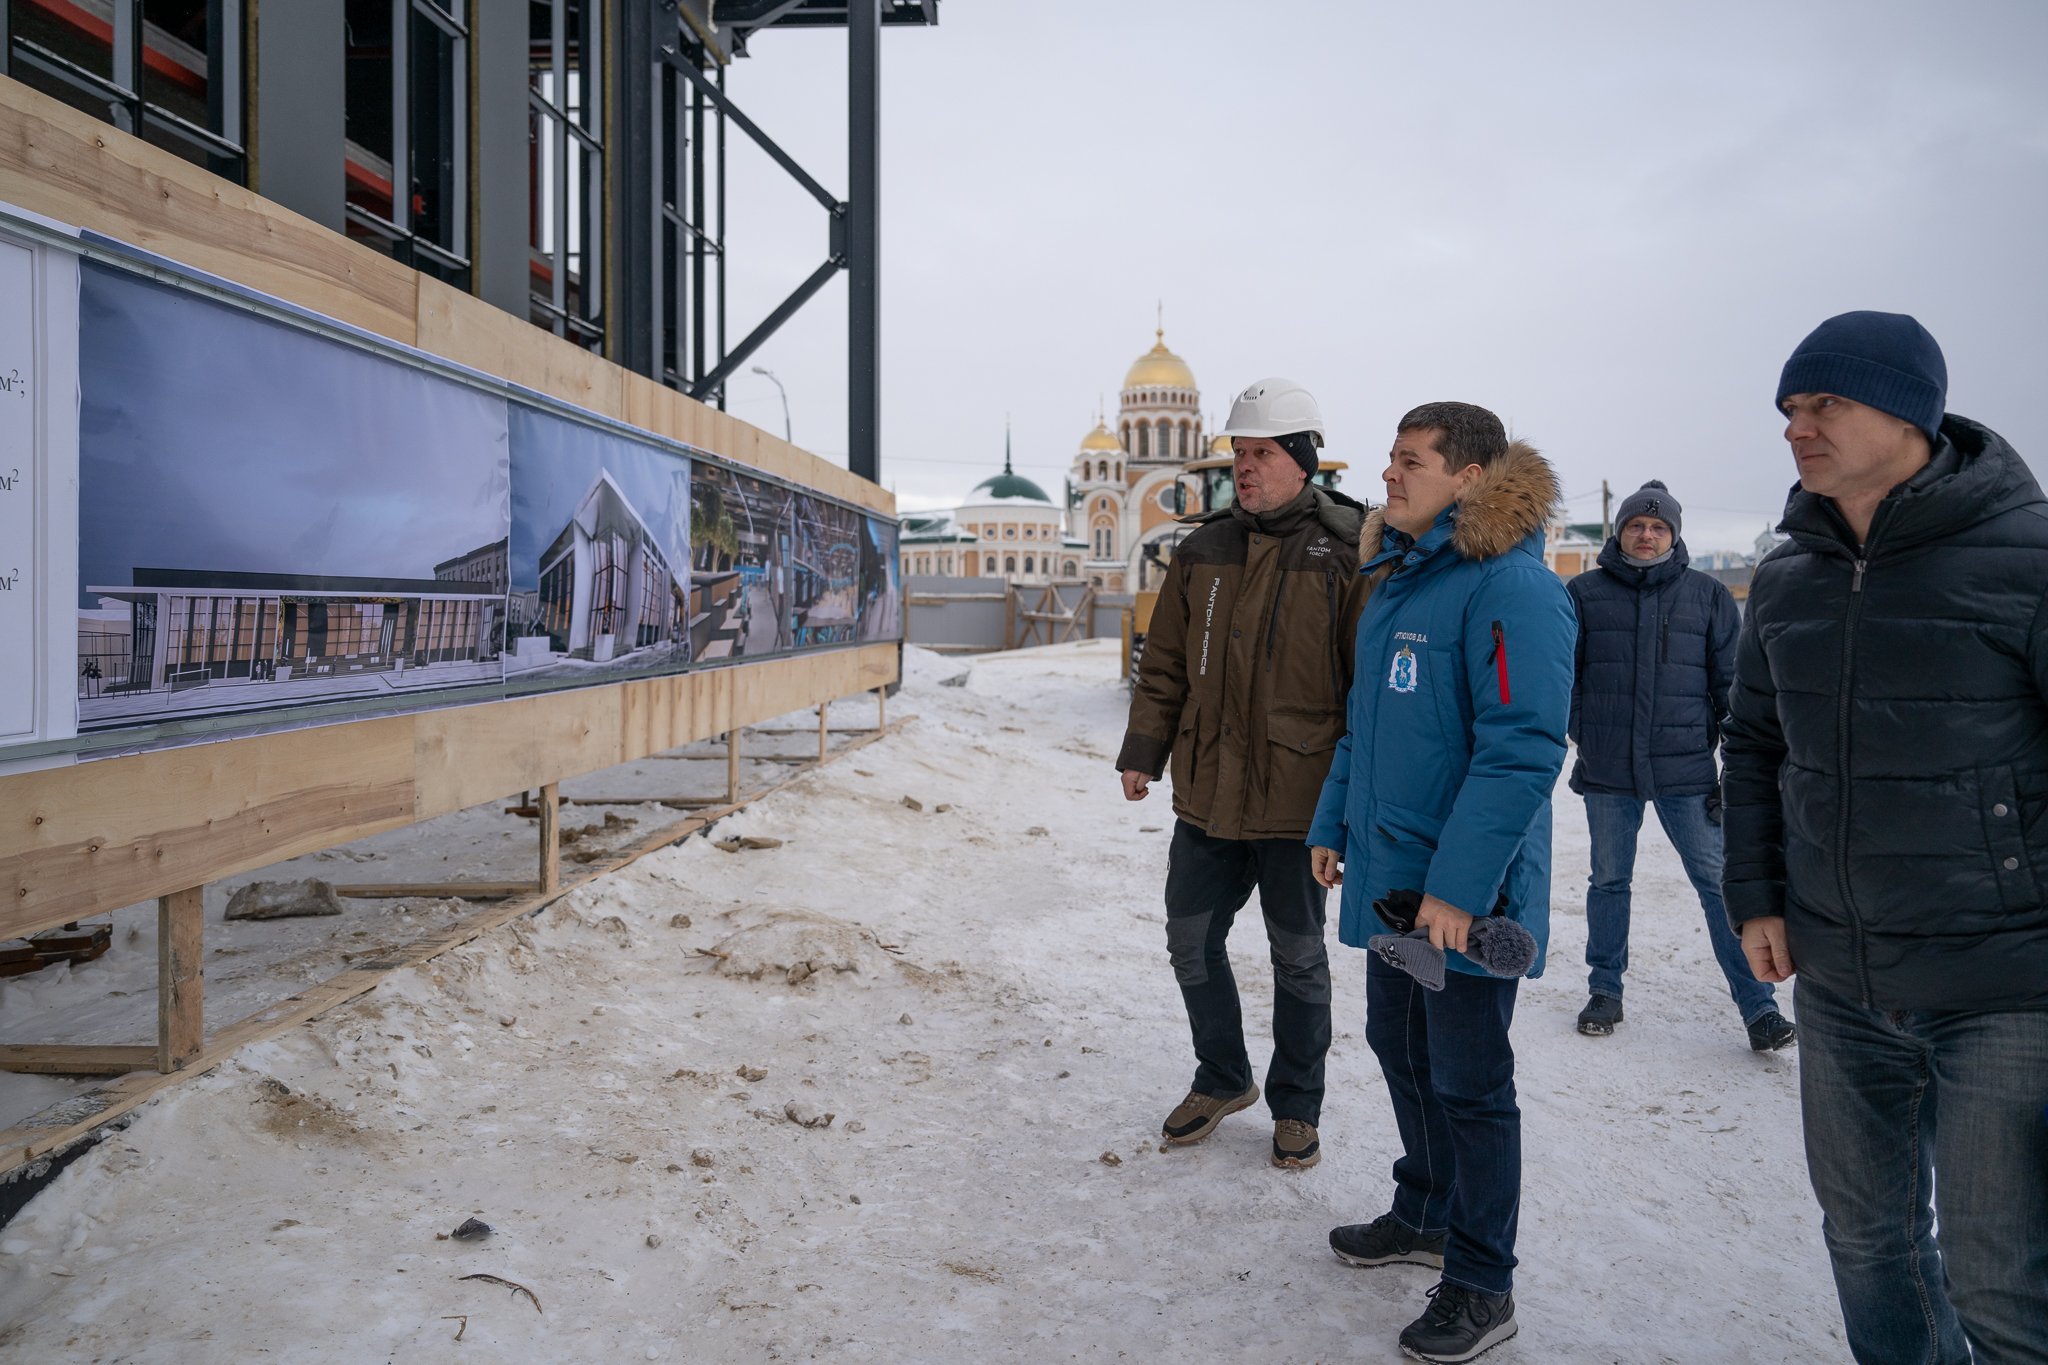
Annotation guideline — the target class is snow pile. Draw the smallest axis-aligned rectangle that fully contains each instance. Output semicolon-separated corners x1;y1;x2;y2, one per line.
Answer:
0;641;1843;1360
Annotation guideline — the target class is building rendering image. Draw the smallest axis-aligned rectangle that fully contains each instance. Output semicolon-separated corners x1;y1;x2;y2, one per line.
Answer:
789;494;862;647
689;464;793;661
858;517;902;642
77;565;506;729
513;471;689;674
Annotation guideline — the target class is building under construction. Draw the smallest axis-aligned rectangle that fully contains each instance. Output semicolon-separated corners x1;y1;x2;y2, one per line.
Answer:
1;0;938;478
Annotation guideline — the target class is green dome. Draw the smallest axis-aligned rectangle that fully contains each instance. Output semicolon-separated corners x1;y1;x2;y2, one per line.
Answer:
967;424;1052;504
969;470;1052;504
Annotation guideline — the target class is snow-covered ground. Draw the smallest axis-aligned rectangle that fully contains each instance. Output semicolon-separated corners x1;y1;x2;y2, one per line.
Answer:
0;641;1843;1361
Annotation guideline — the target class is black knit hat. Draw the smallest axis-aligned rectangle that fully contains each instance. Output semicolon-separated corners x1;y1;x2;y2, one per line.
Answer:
1614;480;1681;540
1775;311;1947;444
1273;430;1320;479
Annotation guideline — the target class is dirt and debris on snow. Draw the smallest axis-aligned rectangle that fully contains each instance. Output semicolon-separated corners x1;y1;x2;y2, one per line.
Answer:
0;641;1842;1360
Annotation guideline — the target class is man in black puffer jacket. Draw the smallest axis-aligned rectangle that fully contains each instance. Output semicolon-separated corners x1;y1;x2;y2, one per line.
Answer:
1566;482;1791;1050
1725;311;2048;1365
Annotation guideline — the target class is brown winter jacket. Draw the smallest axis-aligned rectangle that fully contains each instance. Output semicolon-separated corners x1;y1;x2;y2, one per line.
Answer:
1117;484;1387;840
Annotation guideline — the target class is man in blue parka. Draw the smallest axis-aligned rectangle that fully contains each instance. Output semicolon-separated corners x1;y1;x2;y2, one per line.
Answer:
1308;402;1575;1364
1566;482;1795;1052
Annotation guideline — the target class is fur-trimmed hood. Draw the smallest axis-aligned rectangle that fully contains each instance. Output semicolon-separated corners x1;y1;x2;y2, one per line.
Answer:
1450;440;1560;562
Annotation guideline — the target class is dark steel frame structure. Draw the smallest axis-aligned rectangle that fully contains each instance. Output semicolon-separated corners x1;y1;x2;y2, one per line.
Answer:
527;0;603;345
617;0;934;484
1;0;934;487
1;0;246;181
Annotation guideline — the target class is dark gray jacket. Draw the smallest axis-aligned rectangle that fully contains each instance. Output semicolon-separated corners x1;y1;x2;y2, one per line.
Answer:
1722;415;2048;1011
1567;539;1739;799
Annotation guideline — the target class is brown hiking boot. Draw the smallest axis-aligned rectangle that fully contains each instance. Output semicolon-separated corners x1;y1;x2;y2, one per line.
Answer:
1272;1118;1321;1169
1161;1083;1259;1144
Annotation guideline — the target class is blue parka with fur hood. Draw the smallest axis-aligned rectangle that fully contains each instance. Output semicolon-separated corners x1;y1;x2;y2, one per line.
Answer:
1308;442;1577;980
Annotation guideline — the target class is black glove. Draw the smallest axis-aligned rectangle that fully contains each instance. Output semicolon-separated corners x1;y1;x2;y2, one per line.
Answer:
1706;781;1724;826
1372;888;1424;934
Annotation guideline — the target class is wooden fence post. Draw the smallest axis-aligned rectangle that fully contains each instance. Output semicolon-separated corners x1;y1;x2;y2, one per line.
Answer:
157;886;205;1072
727;729;742;804
818;703;829;762
538;783;561;892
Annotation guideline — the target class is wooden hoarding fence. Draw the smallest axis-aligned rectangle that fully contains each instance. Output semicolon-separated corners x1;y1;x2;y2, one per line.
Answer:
0;78;905;1177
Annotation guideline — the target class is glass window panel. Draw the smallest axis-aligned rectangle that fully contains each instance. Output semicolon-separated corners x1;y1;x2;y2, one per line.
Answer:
571;0;598;134
10;0;115;78
141;0;211;129
344;0;395;167
409;6;459;253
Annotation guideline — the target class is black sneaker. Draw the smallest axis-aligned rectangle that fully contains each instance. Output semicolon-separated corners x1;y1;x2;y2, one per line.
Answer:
1747;1010;1797;1052
1329;1212;1446;1269
1398;1282;1518;1362
1576;993;1623;1036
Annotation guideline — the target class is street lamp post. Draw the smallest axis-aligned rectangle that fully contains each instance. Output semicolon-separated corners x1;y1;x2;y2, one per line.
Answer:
751;365;792;445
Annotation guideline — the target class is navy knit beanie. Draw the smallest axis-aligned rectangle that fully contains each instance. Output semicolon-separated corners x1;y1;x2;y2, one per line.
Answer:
1614;480;1681;540
1775;311;1947;444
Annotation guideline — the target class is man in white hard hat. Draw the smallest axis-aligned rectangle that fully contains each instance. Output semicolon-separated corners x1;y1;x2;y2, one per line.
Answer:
1117;378;1389;1168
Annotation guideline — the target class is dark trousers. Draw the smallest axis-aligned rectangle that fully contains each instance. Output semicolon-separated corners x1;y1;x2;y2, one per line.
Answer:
1163;819;1331;1125
1364;953;1522;1295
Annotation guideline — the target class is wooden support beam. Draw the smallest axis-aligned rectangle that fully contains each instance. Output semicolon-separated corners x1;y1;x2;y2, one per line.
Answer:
877;686;887;729
2;643;899;943
743;726;879;737
0;1045;156;1076
330;882;537;901
560;796;728;809
633;753;813;764
726;730;741;805
538;783;561;893
818;704;829;763
156;887;204;1073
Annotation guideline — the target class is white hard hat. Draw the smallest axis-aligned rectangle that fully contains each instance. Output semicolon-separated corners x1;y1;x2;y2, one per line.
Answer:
1217;377;1325;447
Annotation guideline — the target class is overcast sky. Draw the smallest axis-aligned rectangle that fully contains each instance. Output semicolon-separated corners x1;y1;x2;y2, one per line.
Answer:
711;0;2048;554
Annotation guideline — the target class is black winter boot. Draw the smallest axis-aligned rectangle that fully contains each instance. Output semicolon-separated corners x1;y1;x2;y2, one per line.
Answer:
1398;1281;1518;1362
1747;1010;1797;1052
1576;993;1623;1036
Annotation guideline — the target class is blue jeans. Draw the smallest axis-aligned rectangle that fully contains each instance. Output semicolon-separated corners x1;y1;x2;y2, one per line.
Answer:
1364;954;1521;1295
1797;976;2048;1365
1583;792;1777;1023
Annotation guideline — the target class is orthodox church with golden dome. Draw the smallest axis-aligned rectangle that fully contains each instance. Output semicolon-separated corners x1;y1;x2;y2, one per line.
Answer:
900;322;1217;594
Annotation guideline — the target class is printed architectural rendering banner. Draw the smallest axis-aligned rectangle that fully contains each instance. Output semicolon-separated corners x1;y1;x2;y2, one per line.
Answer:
4;224;896;765
76;262;513;736
507;402;691;690
689;461;795;661
859;517;902;642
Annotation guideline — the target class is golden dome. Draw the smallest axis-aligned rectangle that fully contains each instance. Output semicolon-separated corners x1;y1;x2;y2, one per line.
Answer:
1123;327;1197;392
1208;433;1233;457
1080;421;1122;453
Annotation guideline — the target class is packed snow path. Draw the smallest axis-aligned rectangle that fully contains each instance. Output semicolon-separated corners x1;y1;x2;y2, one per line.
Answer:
0;641;1843;1361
